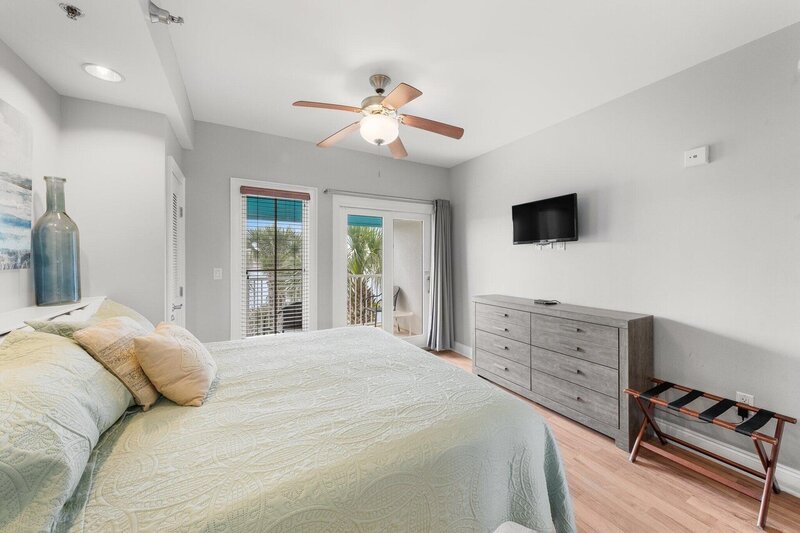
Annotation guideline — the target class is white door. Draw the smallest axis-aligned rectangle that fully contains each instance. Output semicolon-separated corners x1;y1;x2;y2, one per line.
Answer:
166;157;186;326
332;196;432;347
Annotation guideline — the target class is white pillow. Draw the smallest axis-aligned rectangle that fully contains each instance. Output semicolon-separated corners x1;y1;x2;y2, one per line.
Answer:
0;331;132;531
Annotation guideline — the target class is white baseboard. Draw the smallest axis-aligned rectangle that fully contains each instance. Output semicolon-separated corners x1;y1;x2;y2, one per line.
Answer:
453;342;473;358
657;418;800;498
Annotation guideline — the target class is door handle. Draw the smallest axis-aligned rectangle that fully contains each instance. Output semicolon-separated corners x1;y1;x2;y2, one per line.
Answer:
172;303;183;311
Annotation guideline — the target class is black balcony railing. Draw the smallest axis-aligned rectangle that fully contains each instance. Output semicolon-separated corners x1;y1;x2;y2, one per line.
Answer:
246;268;304;336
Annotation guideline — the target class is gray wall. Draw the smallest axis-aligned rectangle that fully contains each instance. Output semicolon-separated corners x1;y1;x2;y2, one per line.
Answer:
181;121;449;342
449;24;800;466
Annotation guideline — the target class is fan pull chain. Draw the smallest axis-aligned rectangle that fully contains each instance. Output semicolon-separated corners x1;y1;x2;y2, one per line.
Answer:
376;143;382;179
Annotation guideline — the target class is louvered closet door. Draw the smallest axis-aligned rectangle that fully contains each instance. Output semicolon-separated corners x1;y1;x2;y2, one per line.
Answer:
166;161;186;326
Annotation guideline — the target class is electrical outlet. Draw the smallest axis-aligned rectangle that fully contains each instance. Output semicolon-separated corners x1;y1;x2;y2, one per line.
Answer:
736;392;754;420
684;145;709;167
212;267;223;281
736;392;754;406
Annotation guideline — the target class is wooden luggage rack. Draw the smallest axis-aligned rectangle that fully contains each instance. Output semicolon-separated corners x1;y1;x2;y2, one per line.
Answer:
625;379;796;529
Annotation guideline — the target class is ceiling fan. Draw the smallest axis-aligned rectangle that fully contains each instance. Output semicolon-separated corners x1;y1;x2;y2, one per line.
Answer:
293;74;464;159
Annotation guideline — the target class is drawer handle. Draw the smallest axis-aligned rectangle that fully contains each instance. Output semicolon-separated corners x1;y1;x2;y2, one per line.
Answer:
574;346;584;352
496;312;509;317
574;327;583;333
493;326;509;332
561;366;582;375
493;363;508;371
494;344;509;351
575;396;583;402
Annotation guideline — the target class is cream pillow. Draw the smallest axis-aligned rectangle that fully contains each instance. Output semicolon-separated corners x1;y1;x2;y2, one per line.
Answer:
94;298;155;332
134;323;217;407
74;316;160;410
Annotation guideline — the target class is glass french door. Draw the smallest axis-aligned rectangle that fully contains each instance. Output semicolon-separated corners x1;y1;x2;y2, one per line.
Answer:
332;197;432;347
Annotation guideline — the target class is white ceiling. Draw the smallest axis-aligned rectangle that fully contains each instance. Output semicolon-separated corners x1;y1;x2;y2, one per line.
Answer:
2;1;800;167
0;0;194;146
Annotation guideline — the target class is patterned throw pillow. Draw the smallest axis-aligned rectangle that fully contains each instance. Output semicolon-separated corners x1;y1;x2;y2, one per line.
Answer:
74;317;160;410
134;323;217;406
25;319;94;339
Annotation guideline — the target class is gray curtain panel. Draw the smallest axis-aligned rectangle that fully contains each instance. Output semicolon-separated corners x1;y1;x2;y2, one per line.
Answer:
427;199;454;351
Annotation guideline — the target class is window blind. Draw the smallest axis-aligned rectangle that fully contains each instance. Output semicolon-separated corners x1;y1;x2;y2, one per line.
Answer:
240;186;310;338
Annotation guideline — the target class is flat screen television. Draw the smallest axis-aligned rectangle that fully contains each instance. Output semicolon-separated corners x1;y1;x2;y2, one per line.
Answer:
512;193;578;244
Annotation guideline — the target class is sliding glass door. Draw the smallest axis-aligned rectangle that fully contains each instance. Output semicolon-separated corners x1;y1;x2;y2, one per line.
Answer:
332;196;432;346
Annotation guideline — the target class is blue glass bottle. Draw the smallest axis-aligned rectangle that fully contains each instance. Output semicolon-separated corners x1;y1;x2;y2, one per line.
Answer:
32;176;81;305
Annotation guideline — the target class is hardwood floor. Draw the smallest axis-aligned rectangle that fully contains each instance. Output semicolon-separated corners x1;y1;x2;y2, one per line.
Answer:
433;351;800;532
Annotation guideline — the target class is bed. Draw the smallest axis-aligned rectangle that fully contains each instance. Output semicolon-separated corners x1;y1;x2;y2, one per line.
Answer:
4;321;575;532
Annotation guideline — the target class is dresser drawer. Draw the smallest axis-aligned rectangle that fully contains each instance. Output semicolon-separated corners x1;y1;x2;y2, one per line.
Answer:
475;349;530;388
475;330;530;366
475;315;531;344
530;330;618;369
476;303;530;327
530;369;618;427
532;314;618;348
530;346;618;397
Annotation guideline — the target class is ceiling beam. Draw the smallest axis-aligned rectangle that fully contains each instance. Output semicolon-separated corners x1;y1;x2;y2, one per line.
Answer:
136;0;194;149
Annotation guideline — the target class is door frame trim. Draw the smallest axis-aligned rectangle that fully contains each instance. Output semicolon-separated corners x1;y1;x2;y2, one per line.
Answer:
165;156;186;324
230;178;318;340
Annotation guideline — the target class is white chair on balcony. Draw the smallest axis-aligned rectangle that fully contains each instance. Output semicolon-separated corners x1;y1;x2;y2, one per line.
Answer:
391;287;414;334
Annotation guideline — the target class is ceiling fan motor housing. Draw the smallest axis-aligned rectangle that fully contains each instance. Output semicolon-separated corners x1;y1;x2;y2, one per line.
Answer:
369;74;391;95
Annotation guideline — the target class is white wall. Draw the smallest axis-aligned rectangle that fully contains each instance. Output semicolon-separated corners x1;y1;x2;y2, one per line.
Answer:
59;97;171;323
449;24;800;467
0;39;61;311
181;121;449;342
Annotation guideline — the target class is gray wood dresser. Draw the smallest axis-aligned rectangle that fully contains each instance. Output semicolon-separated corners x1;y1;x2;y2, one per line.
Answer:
472;294;653;451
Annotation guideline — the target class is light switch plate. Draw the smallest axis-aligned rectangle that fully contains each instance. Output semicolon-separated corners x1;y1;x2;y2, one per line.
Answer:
212;267;223;280
684;145;709;167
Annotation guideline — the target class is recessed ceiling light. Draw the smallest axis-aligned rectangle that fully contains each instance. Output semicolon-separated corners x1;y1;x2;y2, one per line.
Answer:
82;63;124;83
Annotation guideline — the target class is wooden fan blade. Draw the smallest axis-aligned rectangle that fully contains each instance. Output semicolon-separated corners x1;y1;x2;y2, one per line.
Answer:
401;114;464;139
293;101;363;114
381;83;422;110
388;137;407;159
318;121;361;148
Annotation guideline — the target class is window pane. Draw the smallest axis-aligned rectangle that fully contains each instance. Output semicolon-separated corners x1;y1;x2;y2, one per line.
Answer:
244;195;308;337
246;269;276;336
346;215;383;327
392;219;423;337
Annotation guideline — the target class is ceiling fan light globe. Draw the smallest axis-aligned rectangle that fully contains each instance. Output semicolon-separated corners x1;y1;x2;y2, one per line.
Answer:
359;114;399;146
